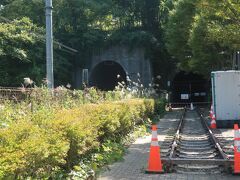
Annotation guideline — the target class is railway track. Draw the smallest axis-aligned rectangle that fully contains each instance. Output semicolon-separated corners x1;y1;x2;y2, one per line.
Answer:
161;108;233;174
199;109;234;159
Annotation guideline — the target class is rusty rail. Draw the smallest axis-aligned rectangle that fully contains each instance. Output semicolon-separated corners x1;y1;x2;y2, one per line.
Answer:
0;87;32;100
197;109;229;161
169;108;186;159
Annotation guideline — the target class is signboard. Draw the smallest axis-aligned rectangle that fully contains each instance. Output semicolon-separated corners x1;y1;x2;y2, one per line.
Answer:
200;92;206;96
167;81;171;87
194;93;200;96
181;94;189;100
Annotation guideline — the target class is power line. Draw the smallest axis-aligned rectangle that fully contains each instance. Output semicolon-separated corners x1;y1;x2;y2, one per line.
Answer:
0;15;78;53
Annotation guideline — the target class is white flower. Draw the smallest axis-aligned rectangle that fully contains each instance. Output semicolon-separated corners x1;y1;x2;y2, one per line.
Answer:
126;94;132;99
117;74;121;78
132;89;138;94
133;82;138;86
0;105;4;110
1;122;9;128
126;76;131;81
66;83;71;88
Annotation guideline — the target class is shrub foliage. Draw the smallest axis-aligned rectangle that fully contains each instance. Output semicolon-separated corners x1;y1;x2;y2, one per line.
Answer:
0;97;159;179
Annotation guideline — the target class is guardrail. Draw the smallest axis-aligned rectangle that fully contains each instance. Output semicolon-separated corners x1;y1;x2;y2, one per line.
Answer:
0;87;32;101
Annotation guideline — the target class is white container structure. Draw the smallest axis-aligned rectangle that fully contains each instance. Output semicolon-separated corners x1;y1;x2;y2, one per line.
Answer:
211;71;240;126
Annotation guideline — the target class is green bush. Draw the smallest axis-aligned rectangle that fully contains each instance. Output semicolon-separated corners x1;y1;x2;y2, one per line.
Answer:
0;98;161;179
154;98;166;116
0;119;69;178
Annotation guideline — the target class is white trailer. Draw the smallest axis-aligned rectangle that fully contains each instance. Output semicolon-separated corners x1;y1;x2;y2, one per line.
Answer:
211;71;240;127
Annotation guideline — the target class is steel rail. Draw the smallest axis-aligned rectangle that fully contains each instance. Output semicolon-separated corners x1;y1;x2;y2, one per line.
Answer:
197;109;229;161
168;108;186;159
0;89;31;92
163;108;233;173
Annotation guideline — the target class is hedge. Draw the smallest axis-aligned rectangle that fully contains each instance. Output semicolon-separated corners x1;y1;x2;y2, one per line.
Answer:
0;98;160;179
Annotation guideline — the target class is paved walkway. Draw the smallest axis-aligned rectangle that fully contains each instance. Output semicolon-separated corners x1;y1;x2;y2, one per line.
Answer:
98;111;239;180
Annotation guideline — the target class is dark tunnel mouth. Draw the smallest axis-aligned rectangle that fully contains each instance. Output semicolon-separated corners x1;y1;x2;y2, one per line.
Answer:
89;61;127;91
171;71;209;104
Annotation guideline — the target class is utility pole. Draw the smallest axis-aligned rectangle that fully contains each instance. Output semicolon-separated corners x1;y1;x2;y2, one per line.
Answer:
237;51;240;70
233;51;240;70
45;0;54;89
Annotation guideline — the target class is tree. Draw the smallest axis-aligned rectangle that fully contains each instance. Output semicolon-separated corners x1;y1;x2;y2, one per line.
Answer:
0;18;44;86
0;0;176;87
165;0;240;77
165;0;198;68
201;0;240;50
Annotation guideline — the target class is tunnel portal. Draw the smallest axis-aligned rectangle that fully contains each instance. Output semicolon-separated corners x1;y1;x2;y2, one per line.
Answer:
171;71;209;104
89;61;127;91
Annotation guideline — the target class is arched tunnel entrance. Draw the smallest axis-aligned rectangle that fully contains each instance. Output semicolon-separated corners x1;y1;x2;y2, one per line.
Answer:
171;71;209;104
90;61;127;91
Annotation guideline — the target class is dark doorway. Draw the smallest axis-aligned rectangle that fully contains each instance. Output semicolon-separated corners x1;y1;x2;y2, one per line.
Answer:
171;71;209;103
90;61;127;91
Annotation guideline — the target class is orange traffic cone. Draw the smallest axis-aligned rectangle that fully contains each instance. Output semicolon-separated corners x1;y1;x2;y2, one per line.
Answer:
146;125;163;173
234;124;240;174
210;114;217;129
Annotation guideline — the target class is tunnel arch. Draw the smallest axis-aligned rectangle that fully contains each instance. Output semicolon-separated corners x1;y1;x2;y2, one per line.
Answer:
89;61;127;91
171;71;209;103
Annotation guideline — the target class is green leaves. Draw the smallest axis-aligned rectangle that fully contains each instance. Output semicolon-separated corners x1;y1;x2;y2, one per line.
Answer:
165;0;240;76
0;18;37;61
0;18;44;86
0;0;176;86
166;0;198;63
0;98;158;178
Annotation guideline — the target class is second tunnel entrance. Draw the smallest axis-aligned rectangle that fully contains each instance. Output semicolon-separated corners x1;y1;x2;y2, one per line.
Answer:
171;71;209;104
